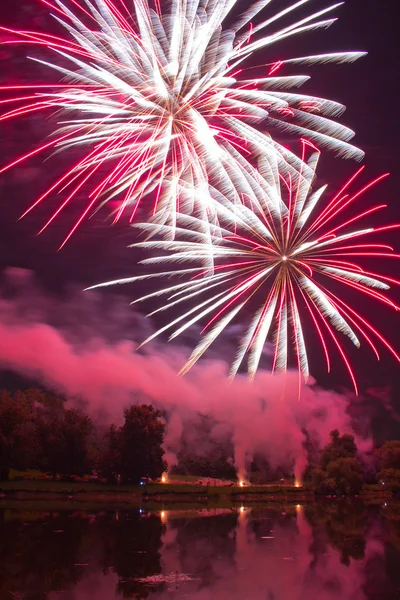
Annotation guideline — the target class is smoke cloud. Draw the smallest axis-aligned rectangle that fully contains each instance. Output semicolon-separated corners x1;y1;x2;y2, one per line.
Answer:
0;267;374;477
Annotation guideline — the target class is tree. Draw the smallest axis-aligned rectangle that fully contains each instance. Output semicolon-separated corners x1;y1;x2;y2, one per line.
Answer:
311;430;364;495
320;429;358;469
377;440;400;487
24;387;65;417
326;458;363;495
98;424;123;482
107;405;167;483
0;390;40;480
36;408;93;479
378;441;400;470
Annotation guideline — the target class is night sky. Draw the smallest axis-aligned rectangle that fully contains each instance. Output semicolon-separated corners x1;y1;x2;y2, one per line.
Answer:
0;0;399;415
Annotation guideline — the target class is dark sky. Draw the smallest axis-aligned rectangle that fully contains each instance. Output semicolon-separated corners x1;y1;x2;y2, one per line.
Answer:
0;0;399;402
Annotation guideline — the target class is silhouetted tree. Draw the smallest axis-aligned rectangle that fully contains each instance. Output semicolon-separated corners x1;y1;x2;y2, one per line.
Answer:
320;429;358;469
377;440;400;487
0;390;40;480
36;408;93;479
99;424;122;482
311;431;364;495
103;405;167;483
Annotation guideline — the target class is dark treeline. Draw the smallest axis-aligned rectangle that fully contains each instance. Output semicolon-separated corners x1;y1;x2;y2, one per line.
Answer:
0;388;166;483
308;429;400;495
1;388;400;491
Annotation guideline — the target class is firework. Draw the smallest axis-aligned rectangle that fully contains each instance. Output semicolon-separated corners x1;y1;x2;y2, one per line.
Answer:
88;144;400;393
0;0;365;244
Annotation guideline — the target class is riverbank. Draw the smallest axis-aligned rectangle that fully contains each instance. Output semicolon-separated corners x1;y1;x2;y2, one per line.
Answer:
0;479;312;501
0;480;393;509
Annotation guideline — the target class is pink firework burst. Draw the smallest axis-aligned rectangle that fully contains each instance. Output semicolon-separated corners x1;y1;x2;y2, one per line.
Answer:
88;144;400;394
0;0;365;244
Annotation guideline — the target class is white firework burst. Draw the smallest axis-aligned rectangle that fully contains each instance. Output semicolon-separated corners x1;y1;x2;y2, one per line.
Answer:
0;0;365;243
87;144;400;393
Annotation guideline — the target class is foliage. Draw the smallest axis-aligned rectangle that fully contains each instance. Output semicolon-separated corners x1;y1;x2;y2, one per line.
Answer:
379;441;400;469
320;429;358;469
375;441;400;488
0;390;40;480
0;388;165;483
103;405;167;484
377;469;400;490
326;458;363;495
311;430;364;496
36;408;93;479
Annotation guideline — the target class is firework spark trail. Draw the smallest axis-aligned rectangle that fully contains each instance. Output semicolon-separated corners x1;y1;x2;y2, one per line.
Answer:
87;145;400;393
1;0;365;242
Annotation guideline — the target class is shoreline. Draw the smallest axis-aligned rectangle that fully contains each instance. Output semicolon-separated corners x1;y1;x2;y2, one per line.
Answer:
0;481;393;508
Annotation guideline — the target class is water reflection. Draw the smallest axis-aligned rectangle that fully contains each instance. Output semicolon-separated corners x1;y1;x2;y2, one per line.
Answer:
0;503;399;599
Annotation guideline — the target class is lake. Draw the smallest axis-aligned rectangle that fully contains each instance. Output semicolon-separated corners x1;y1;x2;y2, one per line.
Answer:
0;502;399;599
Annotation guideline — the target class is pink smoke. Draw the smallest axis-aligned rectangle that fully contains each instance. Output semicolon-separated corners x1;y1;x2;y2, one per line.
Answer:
0;317;372;477
0;267;374;476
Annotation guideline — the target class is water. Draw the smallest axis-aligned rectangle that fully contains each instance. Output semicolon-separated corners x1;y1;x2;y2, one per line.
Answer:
0;502;399;599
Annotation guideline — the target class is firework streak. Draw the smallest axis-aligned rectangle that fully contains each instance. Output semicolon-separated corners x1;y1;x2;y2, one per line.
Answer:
1;0;365;243
88;145;400;392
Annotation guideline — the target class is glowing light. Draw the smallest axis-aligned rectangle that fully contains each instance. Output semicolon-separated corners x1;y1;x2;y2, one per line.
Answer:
239;481;244;488
0;0;365;243
161;474;167;483
89;145;399;392
240;506;245;513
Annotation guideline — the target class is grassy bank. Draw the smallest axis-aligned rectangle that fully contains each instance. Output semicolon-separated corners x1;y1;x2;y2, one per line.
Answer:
0;479;393;507
0;479;309;495
0;479;314;506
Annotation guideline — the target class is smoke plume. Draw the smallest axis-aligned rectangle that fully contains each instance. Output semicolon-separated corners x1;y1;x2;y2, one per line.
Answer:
0;267;373;478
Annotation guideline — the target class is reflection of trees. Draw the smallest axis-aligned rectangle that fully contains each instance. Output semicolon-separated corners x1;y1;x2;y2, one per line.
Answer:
363;507;400;599
97;512;164;598
174;514;237;587
0;511;88;599
0;510;164;600
305;502;367;566
250;508;297;540
380;505;400;550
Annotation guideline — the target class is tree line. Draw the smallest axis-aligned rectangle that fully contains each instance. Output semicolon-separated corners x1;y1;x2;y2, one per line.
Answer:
1;388;400;491
308;429;400;495
0;388;166;482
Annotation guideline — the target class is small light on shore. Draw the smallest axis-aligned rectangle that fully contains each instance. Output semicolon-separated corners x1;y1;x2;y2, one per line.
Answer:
161;511;166;520
239;481;244;487
240;506;245;513
294;480;301;488
161;474;167;483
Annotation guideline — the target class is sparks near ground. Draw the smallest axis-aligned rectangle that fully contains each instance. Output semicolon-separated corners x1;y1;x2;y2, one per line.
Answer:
88;145;400;394
0;0;365;244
